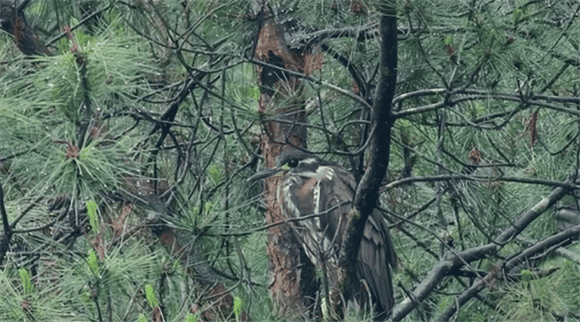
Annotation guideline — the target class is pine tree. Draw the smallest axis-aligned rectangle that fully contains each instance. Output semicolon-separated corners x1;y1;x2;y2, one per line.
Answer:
1;1;580;321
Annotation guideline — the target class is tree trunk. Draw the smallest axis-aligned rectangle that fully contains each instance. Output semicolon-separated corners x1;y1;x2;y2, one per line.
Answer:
0;0;50;55
252;5;323;318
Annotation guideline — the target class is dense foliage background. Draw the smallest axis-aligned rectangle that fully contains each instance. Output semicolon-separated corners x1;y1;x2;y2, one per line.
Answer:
1;0;580;321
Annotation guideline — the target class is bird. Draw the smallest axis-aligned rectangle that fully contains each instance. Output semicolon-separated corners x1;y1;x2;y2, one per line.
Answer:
248;147;397;320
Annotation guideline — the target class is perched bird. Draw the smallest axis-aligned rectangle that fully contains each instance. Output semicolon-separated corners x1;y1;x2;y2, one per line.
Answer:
249;147;396;320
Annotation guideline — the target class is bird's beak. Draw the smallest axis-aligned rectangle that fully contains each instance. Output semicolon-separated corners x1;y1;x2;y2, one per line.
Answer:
247;168;283;182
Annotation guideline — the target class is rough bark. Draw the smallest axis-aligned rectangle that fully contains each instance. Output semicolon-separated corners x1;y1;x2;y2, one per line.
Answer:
0;0;50;55
345;0;398;318
252;4;322;317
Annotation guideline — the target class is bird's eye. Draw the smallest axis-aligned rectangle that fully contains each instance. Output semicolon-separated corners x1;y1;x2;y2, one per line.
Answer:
287;159;299;168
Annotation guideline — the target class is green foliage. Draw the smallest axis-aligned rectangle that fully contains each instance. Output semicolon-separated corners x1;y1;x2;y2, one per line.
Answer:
208;164;223;185
185;313;198;322
18;268;34;295
520;269;534;283
145;283;158;309
86;249;99;277
499;258;580;321
233;296;243;321
0;0;580;321
86;199;99;233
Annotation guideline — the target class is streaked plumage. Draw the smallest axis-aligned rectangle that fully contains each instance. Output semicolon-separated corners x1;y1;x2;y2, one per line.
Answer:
249;148;396;319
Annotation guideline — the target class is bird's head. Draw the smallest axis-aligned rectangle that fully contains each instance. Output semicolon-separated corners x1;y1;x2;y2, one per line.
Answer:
247;148;338;182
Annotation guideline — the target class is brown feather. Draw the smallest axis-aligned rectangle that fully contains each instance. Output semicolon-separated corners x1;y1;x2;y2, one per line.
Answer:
271;148;396;319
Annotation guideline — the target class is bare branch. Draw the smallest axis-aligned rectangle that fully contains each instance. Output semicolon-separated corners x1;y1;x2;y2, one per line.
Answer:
435;224;580;322
391;175;573;321
0;181;12;267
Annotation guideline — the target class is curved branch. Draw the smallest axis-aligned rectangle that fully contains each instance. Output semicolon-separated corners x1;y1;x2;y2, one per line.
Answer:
391;175;573;321
248;57;373;110
345;0;398;317
384;174;580;191
435;224;580;322
394;90;580;119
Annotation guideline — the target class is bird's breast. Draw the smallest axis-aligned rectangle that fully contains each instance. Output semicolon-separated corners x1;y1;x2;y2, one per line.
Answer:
282;176;317;218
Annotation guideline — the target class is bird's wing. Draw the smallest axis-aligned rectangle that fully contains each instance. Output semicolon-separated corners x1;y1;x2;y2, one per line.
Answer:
356;208;396;318
316;166;355;249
